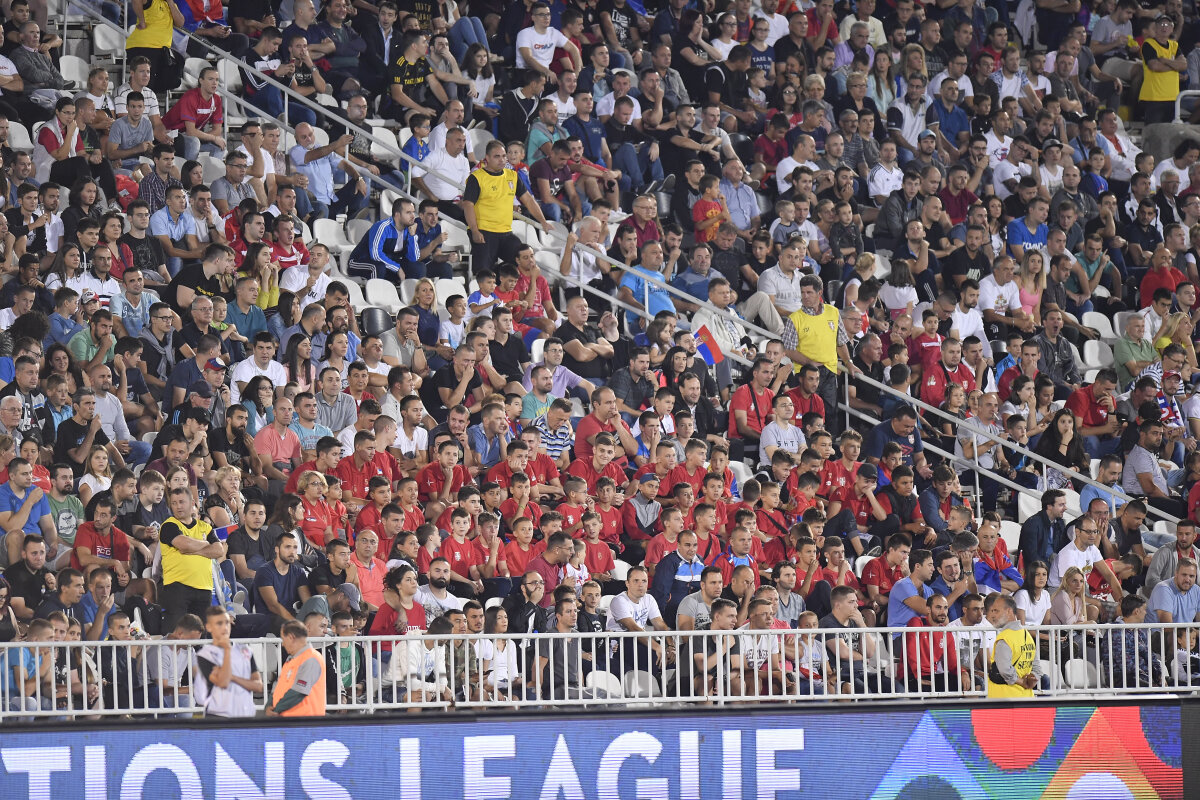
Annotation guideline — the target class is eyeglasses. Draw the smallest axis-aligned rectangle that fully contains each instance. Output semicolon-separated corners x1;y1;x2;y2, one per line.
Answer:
152;315;172;321
525;579;545;586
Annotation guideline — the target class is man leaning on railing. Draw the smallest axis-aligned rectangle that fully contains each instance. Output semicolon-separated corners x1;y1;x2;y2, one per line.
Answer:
986;594;1042;698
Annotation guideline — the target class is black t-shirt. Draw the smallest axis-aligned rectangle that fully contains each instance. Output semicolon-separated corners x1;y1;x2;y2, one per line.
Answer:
120;232;167;277
226;525;272;573
228;0;271;28
307;562;348;593
944;245;991;285
397;0;437;29
489;333;529;383
209;425;251;472
557;320;608;380
167;262;224;316
421;365;483;423
53;416;111;476
147;423;185;465
600;0;636;49
674;626;739;696
2;562;50;614
603;119;643;149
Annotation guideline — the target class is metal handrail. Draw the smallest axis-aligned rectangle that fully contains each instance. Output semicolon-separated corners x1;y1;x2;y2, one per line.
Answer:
842;365;1181;525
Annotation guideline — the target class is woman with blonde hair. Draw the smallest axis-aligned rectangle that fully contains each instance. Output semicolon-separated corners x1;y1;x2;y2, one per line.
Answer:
78;445;113;506
1050;566;1094;624
896;44;927;97
841;252;875;307
1015;250;1046;326
1155;313;1199;378
296;470;335;548
204;465;245;529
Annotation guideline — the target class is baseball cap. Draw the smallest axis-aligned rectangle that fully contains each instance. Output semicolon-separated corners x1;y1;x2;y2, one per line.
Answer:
1165;370;1182;379
857;463;879;482
205;358;228;372
80;289;98;304
918;129;936;140
1042;138;1063;150
338;583;362;612
188;380;214;398
638;473;661;484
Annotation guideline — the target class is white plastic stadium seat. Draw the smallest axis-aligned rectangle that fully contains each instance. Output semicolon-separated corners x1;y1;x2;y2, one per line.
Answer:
435;277;466;308
1017;492;1040;523
346;218;372;245
200;155;225;186
218;59;243;94
584;670;624;698
623;670;662;699
343;279;368;310
1038;659;1061;690
181;57;210;89
60;55;89;87
727;460;753;493
442;223;471;254
365;279;403;314
313;218;353;255
530;338;545;364
854;555;872;578
1081;311;1117;341
1063;658;1099;689
1082;340;1114;369
998;520;1021;554
1112;310;1137;339
369;128;400;166
398;278;419;305
484;597;502;610
8;122;31;153
92;24;126;58
609;560;632;582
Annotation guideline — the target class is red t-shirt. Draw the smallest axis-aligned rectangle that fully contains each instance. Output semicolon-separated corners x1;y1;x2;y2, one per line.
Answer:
644;533;679;568
822;459;860;498
524;452;560;487
369;600;427;651
596;505;622;545
832;484;874;529
861;556;904;595
1140;265;1187;308
70;523;131;571
756;508;790;539
728;383;774;437
691;198;723;243
583;539;616;574
439;535;483;575
486;461;521;489
1064;384;1111;429
500;497;543;528
556;501;586;533
785;387;825;424
270;240;310;273
513;272;553;319
353;503;384;537
666;464;706;498
298;496;335;547
920;360;977;407
416;462;472;503
333;456;388;503
504;541;539;576
574;414;623;462
1087;558;1118;598
400;503;425;533
162;87;223;132
284;460;317;494
908;332;946;370
565;458;626;494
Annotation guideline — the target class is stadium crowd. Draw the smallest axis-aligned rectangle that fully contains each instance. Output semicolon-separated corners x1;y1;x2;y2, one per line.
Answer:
0;0;1198;715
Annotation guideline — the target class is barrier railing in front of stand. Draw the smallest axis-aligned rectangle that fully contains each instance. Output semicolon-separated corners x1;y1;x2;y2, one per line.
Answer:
0;622;1191;721
841;367;1182;526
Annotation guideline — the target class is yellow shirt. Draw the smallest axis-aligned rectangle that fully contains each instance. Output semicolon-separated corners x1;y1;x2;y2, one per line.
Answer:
987;626;1036;698
160;514;217;590
464;167;520;234
1140;38;1181;102
788;305;841;373
126;0;175;49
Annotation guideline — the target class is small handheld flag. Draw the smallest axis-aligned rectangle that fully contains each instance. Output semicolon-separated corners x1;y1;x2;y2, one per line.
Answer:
693;325;724;366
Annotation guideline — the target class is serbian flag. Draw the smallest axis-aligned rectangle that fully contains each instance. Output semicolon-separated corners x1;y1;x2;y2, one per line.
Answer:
693;325;724;365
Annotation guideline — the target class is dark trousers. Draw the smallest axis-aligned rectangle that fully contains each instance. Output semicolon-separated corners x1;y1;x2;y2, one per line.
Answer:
161;582;213;633
801;579;833;620
817;365;842;435
826;508;901;553
436;200;467;223
472;230;522;274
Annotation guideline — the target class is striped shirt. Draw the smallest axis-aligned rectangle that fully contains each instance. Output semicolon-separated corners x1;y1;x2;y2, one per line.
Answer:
534;417;575;461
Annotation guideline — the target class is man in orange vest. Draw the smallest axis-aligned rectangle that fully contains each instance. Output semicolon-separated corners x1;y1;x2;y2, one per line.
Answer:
266;619;327;717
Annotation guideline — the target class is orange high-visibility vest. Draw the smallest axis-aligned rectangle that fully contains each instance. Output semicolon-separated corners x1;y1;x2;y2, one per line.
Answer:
271;646;327;717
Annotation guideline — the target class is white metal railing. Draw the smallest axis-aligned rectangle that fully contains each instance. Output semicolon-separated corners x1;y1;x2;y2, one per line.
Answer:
1;622;1193;720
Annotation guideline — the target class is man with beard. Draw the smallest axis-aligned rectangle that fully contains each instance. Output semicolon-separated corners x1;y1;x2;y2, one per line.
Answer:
53;388;124;479
903;593;967;691
415;557;465;625
210;405;267;493
254;532;311;634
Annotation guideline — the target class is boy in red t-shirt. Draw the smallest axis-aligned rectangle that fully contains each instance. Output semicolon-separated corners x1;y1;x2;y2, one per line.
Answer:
581;511;616;582
827;465;887;556
644;507;685;579
594;477;623;546
699;472;731;539
353;477;392;541
504;517;539;577
556;476;589;537
691;174;729;244
438;508;484;593
907;309;946;374
500;473;543;532
756;482;790;539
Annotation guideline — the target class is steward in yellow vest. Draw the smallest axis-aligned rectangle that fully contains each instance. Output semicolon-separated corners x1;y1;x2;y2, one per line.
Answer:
986;595;1042;698
1139;17;1187;124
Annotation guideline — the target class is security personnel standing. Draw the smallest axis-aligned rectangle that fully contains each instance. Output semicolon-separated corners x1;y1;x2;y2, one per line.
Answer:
1139;16;1186;125
159;487;226;632
985;594;1042;698
267;619;327;717
462;139;553;274
782;261;854;434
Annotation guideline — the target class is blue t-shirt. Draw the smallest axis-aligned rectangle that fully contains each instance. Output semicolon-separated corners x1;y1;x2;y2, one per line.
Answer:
0;482;50;534
863;420;924;465
1149;579;1200;623
563;114;607;165
887;577;934;635
77;591;118;639
1005;218;1048;258
3;647;35;696
620;266;675;330
254;562;308;615
289;420;333;453
672;268;713;300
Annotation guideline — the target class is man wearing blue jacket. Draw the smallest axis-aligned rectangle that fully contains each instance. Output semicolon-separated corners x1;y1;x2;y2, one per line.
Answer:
649;530;706;626
348;198;420;282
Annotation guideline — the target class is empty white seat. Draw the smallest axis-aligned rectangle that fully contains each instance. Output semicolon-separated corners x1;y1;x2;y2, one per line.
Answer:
343;279;368;312
346;218;372;246
609;560;632;582
1081;311;1117;341
8;122;31;153
92;24;126;57
530;338;545;363
60;54;89;87
1063;658;1099;689
313;218;353;254
365;279;403;314
435;277;466;308
1082;339;1114;369
1017;492;1040;523
623;670;662;699
584;670;624;698
998;520;1021;554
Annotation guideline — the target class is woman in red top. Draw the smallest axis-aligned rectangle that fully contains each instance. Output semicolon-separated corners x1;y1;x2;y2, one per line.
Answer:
369;565;427;655
296;471;335;548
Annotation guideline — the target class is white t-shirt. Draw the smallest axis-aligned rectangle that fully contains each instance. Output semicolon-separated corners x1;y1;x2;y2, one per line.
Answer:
0;55;18;97
992;160;1031;200
1039;163;1064;197
413;149;470;202
738;628;781;671
595;91;642;120
230;358;288;404
395;423;428;455
604;592;662;632
1013;587;1052;625
984;131;1012;163
1049;541;1103;588
978;275;1021;317
759;420;806;465
950;305;988;350
115;84;161;117
868;162;903;199
515;26;568;70
279;266;331;310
